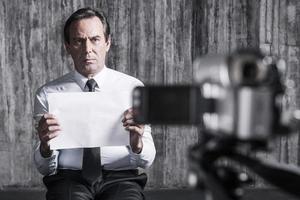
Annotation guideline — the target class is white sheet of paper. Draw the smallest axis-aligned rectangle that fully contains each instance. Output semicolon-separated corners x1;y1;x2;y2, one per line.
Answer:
48;91;132;149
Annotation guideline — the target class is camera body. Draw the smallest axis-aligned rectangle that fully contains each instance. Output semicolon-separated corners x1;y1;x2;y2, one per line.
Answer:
133;49;291;141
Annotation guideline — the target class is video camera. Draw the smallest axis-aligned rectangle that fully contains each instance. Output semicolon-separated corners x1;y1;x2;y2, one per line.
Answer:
133;49;297;141
132;49;300;200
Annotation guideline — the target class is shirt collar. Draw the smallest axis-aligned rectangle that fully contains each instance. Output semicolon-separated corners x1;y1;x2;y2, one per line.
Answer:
73;66;108;91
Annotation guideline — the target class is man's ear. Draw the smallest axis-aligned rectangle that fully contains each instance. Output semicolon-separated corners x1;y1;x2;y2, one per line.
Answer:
64;42;71;54
105;36;111;52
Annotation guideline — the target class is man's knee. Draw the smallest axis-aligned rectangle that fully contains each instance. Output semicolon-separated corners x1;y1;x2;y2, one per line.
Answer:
44;174;93;200
96;181;144;200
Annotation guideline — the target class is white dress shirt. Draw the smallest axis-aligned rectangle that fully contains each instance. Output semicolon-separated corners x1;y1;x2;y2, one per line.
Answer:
33;66;156;176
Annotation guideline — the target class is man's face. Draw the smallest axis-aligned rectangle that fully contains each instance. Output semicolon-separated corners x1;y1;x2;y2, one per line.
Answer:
65;16;111;78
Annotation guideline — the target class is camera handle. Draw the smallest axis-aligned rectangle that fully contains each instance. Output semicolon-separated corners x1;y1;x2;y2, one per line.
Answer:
189;133;300;200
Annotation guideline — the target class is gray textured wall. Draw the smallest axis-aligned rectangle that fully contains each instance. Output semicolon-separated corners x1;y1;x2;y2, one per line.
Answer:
0;0;300;190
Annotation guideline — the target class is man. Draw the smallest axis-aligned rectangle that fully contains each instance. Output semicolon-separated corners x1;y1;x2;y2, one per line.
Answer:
34;7;156;200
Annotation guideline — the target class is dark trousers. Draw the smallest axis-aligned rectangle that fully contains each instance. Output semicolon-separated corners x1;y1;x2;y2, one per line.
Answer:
43;169;147;200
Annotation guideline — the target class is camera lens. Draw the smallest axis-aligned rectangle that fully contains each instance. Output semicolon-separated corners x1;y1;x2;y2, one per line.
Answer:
241;61;259;83
229;54;268;86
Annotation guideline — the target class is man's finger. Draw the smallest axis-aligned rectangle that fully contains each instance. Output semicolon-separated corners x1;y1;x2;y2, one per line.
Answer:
125;126;144;135
45;119;60;125
38;114;60;132
122;108;134;122
39;124;61;140
47;125;61;132
123;108;133;115
38;122;59;133
39;113;56;125
122;113;133;122
43;113;57;119
123;119;135;126
40;131;60;143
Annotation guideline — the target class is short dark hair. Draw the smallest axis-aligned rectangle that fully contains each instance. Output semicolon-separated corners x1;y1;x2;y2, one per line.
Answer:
64;7;110;44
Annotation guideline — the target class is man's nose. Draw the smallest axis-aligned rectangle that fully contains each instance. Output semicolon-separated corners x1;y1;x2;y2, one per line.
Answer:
83;39;92;53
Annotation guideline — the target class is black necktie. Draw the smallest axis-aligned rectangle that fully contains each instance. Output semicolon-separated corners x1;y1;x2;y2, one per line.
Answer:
82;79;101;184
86;78;97;92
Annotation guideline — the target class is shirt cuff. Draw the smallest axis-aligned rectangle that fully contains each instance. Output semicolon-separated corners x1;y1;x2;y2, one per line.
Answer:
129;125;156;169
128;142;155;169
129;145;146;168
34;143;59;176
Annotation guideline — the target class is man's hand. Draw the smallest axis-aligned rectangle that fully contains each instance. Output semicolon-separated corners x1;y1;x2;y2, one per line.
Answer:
122;108;144;154
36;114;61;157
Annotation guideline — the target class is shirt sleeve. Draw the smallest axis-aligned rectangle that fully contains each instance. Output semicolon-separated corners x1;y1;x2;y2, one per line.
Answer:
33;87;60;176
33;143;59;176
129;125;156;168
101;125;156;170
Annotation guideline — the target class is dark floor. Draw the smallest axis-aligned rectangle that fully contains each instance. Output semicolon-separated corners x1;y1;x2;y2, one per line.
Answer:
0;188;299;200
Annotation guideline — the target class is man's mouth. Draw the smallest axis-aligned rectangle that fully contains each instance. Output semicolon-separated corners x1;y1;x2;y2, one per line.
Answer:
84;59;96;63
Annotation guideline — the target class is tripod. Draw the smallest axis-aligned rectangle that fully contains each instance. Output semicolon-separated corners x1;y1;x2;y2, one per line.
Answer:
188;132;300;200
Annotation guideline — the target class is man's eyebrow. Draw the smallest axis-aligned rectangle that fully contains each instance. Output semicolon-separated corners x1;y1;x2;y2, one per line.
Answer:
72;35;101;39
71;36;84;40
89;35;101;39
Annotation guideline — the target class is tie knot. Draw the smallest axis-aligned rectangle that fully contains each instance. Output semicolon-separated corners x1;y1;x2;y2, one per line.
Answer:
86;79;98;92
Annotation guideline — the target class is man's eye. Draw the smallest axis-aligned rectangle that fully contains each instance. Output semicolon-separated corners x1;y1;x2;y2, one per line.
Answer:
91;38;101;43
73;39;83;45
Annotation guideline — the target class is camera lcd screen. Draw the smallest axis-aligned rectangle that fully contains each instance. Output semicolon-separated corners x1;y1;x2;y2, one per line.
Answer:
133;86;199;124
149;87;191;123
